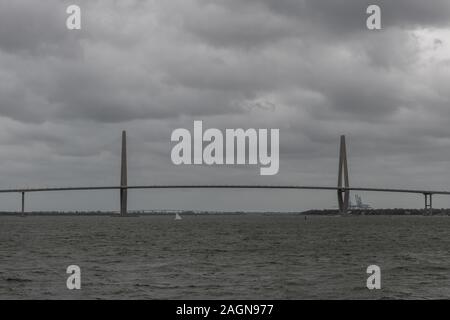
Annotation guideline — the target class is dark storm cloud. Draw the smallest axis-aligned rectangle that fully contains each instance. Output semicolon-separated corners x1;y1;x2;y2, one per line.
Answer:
201;0;450;37
0;0;450;210
0;1;66;54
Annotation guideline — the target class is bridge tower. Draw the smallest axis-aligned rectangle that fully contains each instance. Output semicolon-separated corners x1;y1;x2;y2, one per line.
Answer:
424;193;433;215
21;192;25;215
120;130;128;215
337;135;350;214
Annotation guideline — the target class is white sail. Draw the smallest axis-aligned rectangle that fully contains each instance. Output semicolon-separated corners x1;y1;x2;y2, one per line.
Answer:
175;213;182;220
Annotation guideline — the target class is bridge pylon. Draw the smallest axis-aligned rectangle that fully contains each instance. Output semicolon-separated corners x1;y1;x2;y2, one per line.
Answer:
337;135;350;214
21;192;25;215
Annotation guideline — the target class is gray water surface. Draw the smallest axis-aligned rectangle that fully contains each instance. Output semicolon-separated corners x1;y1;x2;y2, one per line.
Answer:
0;215;449;299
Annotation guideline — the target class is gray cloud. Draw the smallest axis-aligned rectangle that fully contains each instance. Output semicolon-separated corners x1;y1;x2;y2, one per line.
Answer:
0;0;450;211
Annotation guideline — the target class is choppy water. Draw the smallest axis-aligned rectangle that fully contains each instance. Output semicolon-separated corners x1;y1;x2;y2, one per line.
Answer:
0;215;449;299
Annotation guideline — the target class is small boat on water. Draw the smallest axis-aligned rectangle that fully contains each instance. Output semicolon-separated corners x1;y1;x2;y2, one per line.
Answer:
175;213;182;220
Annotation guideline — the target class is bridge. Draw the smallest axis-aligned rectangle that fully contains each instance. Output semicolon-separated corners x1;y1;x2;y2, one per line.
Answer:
1;132;447;215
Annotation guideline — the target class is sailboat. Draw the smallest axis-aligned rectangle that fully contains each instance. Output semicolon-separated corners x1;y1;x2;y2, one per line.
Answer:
175;213;182;220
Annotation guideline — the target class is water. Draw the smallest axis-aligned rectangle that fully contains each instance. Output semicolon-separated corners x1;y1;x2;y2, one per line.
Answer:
0;215;449;299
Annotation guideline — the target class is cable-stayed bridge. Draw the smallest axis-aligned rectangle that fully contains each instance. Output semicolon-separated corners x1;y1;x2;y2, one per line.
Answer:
0;132;445;215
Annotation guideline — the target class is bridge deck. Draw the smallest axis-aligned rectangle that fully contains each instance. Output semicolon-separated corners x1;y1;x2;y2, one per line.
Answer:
0;185;449;195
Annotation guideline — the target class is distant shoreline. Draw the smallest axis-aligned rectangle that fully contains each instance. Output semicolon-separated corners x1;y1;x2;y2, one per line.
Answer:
1;209;449;216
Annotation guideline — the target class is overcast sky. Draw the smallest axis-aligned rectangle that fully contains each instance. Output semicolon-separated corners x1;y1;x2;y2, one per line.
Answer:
1;0;450;211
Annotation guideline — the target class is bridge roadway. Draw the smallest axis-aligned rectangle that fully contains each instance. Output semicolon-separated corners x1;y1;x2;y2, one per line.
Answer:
0;185;449;195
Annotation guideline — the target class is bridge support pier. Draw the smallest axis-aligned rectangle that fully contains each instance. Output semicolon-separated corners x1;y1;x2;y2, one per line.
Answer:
21;192;25;215
424;193;433;215
120;130;128;215
337;135;350;214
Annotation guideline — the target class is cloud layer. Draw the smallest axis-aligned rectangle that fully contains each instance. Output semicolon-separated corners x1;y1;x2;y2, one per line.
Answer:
1;0;450;211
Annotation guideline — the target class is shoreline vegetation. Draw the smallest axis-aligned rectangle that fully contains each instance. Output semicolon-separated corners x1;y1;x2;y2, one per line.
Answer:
0;209;449;216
